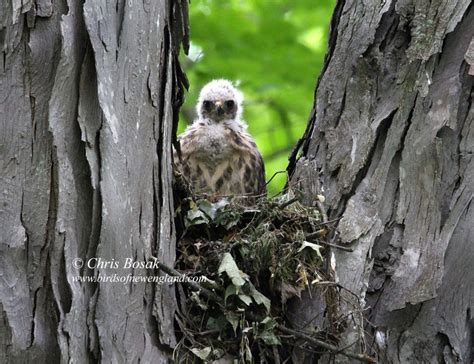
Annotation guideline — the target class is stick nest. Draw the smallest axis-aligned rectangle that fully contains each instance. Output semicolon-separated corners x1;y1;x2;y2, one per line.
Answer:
173;194;333;363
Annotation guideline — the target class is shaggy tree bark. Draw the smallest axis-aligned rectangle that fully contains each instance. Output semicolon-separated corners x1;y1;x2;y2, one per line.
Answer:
290;1;473;362
0;0;188;362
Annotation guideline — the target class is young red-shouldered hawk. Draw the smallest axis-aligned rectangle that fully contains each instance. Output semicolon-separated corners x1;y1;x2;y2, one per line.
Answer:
176;79;266;203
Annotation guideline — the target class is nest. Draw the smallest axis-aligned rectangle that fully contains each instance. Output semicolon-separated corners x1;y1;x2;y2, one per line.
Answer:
172;194;334;363
167;167;376;363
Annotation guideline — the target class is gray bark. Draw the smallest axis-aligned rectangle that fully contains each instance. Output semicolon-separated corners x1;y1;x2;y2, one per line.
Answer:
0;0;188;362
290;1;473;362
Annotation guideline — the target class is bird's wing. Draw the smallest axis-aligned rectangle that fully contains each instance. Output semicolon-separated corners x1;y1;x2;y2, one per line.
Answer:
177;124;200;157
229;129;267;198
255;152;267;197
173;124;200;183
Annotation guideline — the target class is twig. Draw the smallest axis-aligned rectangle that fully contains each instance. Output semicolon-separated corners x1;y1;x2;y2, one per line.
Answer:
305;229;354;252
315;199;328;223
319;216;342;225
276;326;376;363
313;281;339;286
194;329;220;336
265;170;287;186
305;229;327;239
272;345;281;364
278;197;299;210
318;241;353;252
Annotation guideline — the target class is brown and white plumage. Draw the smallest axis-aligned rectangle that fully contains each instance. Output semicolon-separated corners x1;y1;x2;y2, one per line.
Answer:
175;79;266;203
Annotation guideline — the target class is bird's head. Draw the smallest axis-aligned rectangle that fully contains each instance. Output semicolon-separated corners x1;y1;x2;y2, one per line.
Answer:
197;79;243;122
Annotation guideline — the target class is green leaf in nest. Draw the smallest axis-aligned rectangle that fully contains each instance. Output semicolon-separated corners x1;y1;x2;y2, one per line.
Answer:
206;315;227;331
224;284;239;302
225;311;240;334
214;209;241;229
196;199;218;220
185;207;209;227
190;347;212;360
255;317;281;346
249;283;271;313
258;329;281;345
218;253;248;287
238;294;253;306
198;198;230;220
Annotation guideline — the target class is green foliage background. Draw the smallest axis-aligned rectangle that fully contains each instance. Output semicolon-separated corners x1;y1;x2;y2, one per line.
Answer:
179;0;335;195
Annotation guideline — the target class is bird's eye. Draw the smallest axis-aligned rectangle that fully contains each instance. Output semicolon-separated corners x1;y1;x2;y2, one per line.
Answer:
203;100;212;112
225;100;235;110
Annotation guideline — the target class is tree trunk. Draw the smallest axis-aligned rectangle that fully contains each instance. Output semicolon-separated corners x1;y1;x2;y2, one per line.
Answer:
0;0;188;362
290;1;473;362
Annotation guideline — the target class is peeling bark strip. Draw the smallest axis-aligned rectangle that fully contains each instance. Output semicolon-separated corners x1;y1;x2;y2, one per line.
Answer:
1;0;188;362
290;1;473;362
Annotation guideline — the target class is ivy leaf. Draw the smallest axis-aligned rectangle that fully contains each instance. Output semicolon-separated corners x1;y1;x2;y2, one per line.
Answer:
214;209;241;229
256;317;281;346
213;198;231;210
249;283;271;313
198;198;230;221
197;199;218;220
185;208;209;227
225;311;240;334
258;329;281;346
191;347;212;360
238;294;253;306
218;253;247;287
206;315;227;331
224;284;238;302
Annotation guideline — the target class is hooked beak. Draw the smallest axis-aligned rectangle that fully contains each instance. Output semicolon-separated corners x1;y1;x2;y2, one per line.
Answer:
215;100;224;116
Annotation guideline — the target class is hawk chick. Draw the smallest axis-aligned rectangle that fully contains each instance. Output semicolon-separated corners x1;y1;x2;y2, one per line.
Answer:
176;79;266;203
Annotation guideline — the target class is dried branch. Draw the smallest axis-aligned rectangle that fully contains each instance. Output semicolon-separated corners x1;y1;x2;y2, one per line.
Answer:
276;326;376;363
